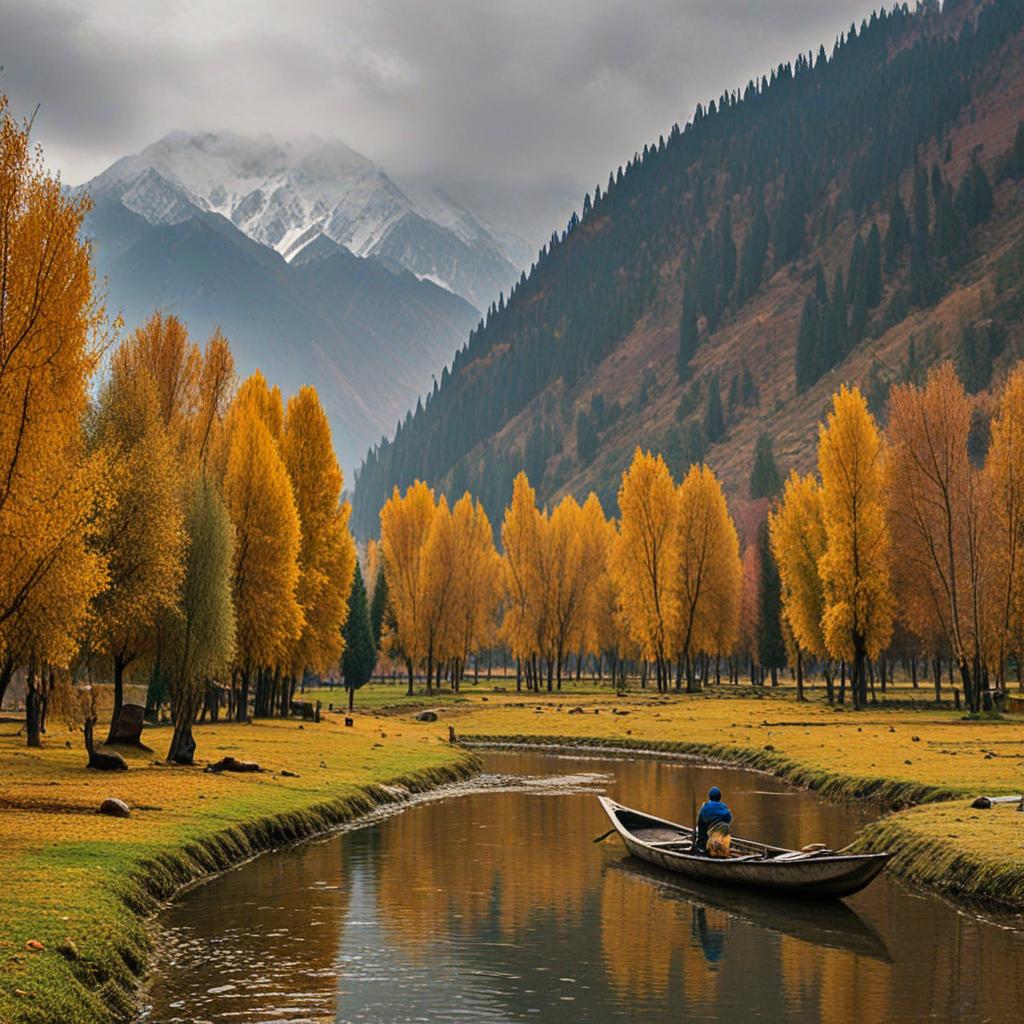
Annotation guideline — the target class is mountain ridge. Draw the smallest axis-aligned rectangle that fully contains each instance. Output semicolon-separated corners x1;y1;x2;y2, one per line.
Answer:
351;0;1024;537
82;130;522;308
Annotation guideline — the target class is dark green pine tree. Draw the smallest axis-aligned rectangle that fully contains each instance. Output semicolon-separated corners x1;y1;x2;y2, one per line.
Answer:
757;522;788;684
369;564;388;650
909;165;934;306
703;373;726;444
678;279;700;381
342;563;376;710
737;195;769;304
718;204;737;306
679;420;707;471
828;267;847;364
884;191;911;272
864;223;883;308
794;294;820;393
576;408;598;463
749;433;783;500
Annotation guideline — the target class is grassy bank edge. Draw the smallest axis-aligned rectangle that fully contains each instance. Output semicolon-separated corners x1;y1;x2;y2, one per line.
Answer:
461;734;1024;909
6;753;480;1024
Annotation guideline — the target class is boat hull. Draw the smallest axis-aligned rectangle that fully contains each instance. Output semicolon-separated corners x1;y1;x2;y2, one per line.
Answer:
600;797;889;899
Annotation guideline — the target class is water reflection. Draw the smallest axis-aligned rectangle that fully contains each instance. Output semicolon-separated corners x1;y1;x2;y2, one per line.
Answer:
140;752;1024;1023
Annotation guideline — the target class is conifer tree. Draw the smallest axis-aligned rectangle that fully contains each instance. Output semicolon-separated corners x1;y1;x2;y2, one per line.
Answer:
369;564;389;650
677;280;700;381
703;373;726;443
750;433;783;499
341;563;376;710
757;521;787;684
864;223;883;308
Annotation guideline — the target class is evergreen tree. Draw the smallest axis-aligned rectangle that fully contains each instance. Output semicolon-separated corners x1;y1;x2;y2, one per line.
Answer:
369;563;388;649
576;408;598;463
341;563;376;709
757;522;788;681
703;373;726;443
750;433;783;500
1007;121;1024;179
909;164;934;306
864;223;883;308
795;294;820;393
884;191;911;272
678;279;699;381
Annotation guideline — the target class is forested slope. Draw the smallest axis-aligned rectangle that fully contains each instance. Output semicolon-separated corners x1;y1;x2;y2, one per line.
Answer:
353;0;1024;536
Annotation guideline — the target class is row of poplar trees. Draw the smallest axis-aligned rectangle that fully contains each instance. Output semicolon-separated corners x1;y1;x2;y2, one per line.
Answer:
0;100;357;762
377;457;745;696
378;357;1024;714
770;362;1024;713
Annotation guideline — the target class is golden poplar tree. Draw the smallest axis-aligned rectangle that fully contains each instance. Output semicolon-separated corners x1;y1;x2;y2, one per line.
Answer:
817;385;892;708
888;363;988;709
282;387;357;701
379;481;436;694
673;464;742;691
985;364;1024;690
0;98;109;737
613;449;680;690
420;494;459;691
587;515;628;687
769;471;828;700
447;494;501;690
89;363;185;742
501;472;544;688
220;400;303;720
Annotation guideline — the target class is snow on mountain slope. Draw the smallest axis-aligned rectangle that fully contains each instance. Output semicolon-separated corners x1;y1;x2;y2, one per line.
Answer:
82;130;521;308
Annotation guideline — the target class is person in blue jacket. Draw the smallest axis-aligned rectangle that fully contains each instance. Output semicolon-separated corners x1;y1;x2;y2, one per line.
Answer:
695;786;732;854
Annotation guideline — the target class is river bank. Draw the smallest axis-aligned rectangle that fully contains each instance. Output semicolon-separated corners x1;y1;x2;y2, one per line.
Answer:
0;714;476;1024
2;687;1022;1023
448;689;1024;907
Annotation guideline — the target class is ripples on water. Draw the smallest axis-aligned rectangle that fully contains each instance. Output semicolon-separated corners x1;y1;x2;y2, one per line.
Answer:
139;752;1024;1024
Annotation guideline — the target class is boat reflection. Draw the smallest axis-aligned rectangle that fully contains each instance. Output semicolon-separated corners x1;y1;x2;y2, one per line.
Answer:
607;857;893;964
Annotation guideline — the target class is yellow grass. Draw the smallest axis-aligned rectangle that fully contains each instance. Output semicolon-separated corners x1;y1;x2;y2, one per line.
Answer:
3;686;1023;1023
0;711;472;1024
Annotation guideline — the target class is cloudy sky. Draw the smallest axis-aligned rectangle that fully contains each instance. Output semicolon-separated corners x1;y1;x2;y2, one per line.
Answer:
1;0;873;241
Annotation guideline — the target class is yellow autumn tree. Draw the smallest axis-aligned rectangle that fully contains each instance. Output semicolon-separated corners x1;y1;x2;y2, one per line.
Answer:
888;363;988;710
88;363;185;743
501;472;544;689
220;400;303;720
817;385;892;709
0;98;109;737
544;494;608;688
985;364;1024;690
194;330;236;467
613;450;680;690
447;494;501;690
282;386;357;704
673;464;742;692
420;494;459;692
379;481;436;694
111;313;200;451
769;471;828;701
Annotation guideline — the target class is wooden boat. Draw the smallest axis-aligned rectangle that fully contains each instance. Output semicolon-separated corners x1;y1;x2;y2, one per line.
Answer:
598;796;890;899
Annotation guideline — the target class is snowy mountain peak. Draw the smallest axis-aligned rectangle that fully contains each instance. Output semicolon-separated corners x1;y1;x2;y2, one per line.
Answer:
82;130;520;308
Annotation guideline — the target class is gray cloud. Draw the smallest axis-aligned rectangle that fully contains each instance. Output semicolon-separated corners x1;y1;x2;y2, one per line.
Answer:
0;0;874;242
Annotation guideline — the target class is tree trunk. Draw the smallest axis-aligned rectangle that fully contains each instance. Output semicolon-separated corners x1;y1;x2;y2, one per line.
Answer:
0;655;13;710
796;649;805;702
25;659;41;748
348;685;355;712
168;714;197;764
406;657;415;697
236;667;250;723
106;654;127;744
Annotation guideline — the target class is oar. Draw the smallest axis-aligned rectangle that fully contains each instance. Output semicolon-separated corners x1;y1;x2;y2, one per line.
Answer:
592;827;617;843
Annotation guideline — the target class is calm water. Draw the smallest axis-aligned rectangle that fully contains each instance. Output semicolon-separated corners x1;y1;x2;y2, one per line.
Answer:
139;752;1024;1023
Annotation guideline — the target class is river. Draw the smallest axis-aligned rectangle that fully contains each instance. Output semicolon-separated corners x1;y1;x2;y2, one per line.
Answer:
139;750;1024;1023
